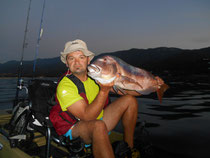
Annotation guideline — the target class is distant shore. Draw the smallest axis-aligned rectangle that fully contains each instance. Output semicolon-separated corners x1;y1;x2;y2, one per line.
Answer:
0;76;59;79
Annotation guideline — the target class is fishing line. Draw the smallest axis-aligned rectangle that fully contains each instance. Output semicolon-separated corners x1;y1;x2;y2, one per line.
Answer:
32;0;46;78
15;0;32;104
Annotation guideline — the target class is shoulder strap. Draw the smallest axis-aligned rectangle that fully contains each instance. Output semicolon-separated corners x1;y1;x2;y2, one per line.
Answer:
65;74;88;104
62;73;108;107
66;74;86;94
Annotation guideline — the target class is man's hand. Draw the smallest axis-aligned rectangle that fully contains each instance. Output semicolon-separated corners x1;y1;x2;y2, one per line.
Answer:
97;80;115;93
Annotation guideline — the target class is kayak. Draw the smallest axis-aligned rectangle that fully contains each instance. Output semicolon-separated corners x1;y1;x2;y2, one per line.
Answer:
0;110;137;158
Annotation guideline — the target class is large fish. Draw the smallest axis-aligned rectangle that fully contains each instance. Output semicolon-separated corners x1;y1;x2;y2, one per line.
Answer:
88;55;169;103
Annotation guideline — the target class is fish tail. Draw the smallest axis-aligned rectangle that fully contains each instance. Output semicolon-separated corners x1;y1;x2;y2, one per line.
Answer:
157;83;169;103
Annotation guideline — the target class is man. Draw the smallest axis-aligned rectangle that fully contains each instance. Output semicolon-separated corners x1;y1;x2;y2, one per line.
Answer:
55;39;140;158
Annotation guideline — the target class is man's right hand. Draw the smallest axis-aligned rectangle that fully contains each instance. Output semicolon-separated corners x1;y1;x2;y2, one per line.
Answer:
97;80;115;93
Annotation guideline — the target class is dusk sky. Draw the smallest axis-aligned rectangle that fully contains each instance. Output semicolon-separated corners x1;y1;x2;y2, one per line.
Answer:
0;0;210;63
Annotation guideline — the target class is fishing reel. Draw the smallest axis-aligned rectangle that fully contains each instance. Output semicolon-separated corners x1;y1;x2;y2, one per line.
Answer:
17;79;28;94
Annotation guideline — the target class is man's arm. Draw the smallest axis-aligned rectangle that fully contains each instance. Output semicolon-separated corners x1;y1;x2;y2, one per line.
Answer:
67;82;112;121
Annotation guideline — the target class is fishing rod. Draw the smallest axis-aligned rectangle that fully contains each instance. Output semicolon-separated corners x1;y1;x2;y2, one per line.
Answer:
15;0;32;105
32;0;46;78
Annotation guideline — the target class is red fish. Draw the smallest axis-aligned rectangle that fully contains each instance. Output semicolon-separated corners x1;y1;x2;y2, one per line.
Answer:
88;55;169;103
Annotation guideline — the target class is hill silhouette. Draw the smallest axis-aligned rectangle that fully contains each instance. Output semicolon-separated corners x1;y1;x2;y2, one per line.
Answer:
0;47;209;78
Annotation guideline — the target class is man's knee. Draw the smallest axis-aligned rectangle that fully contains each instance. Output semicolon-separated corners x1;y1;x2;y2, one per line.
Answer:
93;120;108;133
122;95;138;114
124;95;138;106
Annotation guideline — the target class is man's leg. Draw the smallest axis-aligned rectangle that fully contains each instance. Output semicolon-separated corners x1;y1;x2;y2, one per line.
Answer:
103;95;138;148
71;120;115;158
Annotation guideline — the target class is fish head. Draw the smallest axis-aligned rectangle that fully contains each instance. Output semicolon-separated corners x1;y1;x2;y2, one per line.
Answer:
88;56;118;84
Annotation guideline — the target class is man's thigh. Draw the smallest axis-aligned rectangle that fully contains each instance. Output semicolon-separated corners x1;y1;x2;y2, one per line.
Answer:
71;120;102;144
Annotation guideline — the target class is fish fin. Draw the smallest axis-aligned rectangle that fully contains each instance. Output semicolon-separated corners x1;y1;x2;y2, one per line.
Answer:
137;89;153;95
118;87;127;95
136;85;158;95
156;83;169;103
113;85;119;94
120;75;143;89
113;85;127;95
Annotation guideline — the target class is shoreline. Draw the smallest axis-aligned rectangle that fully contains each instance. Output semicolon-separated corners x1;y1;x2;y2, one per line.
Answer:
0;109;12;115
0;76;59;79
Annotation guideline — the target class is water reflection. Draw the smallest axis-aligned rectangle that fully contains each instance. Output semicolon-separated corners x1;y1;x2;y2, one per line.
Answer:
136;81;210;121
133;79;210;158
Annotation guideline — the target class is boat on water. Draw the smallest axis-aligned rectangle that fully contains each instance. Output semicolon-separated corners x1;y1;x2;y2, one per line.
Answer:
0;108;129;158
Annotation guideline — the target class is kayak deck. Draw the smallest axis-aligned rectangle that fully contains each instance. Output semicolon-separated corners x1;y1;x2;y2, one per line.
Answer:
0;110;124;158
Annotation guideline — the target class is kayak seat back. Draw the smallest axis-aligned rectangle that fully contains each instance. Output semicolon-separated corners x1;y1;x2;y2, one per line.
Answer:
27;79;85;157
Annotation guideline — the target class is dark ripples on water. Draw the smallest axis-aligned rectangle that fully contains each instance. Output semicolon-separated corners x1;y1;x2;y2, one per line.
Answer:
0;78;17;109
134;75;210;158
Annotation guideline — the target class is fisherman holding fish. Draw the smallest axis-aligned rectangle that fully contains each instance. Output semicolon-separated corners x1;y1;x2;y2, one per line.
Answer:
50;39;143;158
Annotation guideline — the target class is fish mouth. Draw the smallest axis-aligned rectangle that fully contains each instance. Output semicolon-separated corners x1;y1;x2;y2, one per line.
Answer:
88;64;101;74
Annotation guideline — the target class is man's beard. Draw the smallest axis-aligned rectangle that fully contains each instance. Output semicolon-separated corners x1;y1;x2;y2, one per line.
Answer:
72;68;87;75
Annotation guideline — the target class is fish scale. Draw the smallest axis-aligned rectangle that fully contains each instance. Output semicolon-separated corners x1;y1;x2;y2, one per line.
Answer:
88;55;169;103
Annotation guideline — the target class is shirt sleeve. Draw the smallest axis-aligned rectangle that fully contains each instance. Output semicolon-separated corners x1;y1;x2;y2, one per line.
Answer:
56;77;83;111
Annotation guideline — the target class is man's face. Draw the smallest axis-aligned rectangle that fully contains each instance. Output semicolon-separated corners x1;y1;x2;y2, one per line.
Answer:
66;51;90;75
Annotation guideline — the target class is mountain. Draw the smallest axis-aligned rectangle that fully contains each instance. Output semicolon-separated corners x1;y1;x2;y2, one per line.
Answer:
0;58;66;77
99;47;210;75
0;47;209;77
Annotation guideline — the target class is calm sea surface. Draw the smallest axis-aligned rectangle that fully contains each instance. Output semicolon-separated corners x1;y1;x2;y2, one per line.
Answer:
0;76;210;158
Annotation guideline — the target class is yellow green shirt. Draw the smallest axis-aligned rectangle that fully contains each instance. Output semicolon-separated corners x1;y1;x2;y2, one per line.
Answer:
56;76;104;119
